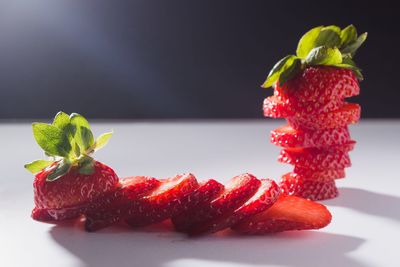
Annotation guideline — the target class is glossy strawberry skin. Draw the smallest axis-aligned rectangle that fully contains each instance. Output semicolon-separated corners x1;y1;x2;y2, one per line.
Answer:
84;176;161;232
287;102;361;130
293;167;345;180
174;173;261;234
125;173;199;227
278;147;351;171
172;179;225;232
32;161;119;221
279;173;338;201
189;179;280;235
271;125;352;148
231;195;332;234
276;66;360;103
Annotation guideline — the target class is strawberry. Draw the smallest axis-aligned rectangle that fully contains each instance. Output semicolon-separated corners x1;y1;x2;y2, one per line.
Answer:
25;112;119;221
231;195;332;234
271;125;352;148
172;179;225;232
275;66;360;103
280;173;338;200
287;102;361;130
264;95;344;118
279;147;351;171
172;173;261;234
125;173;199;227
84;176;160;232
293;167;345;180
189;179;280;235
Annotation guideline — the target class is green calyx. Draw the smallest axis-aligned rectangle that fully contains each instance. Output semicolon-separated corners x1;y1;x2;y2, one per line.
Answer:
24;112;113;181
262;25;367;88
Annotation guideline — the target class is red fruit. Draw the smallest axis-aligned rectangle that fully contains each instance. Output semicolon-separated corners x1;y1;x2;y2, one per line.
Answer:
263;96;295;118
125;173;199;227
190;179;280;235
271;125;351;148
172;179;225;232
287;102;361;130
231;195;332;234
280;173;338;201
173;173;261;234
84;176;160;232
32;161;119;221
278;147;351;171
293;167;345;180
276;67;360;103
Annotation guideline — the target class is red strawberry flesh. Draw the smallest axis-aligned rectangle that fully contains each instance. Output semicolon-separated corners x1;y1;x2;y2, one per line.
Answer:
84;176;160;231
189;178;280;235
174;173;261;234
125;173;198;227
232;195;332;234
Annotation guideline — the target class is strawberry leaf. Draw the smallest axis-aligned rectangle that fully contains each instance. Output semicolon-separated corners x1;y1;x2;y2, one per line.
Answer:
296;26;323;58
95;131;113;151
70;114;94;152
46;161;71;181
341;32;367;56
278;57;302;86
32;123;72;157
314;26;341;49
305;46;342;66
24;160;54;174
340;25;357;47
262;55;300;88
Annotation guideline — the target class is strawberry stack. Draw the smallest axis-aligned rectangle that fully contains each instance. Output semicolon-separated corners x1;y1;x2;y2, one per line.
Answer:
261;25;366;200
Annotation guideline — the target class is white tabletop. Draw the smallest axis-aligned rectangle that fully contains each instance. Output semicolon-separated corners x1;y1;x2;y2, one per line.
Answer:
1;119;399;267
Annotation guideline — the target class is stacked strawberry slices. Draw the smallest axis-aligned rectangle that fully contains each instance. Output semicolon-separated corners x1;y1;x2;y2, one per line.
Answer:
25;112;332;235
262;25;366;200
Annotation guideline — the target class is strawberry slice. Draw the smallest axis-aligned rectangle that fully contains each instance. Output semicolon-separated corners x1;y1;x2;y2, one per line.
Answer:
31;204;87;222
293;167;345;180
172;173;261;234
84;176;160;231
125;173;199;227
264;96;344;118
189;179;280;235
278;147;351;171
280;173;338;200
275;67;360;103
287;102;361;130
271;125;352;148
231;195;332;234
172;179;225;232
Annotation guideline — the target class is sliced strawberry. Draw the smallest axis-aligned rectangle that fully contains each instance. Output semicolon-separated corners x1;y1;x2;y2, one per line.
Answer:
293;167;345;180
31;204;86;221
84;176;160;232
263;96;295;118
287;102;361;130
280;173;338;201
275;67;360;103
278;147;351;171
125;173;199;227
189;179;280;235
232;195;332;234
172;179;225;232
271;125;352;148
173;173;261;234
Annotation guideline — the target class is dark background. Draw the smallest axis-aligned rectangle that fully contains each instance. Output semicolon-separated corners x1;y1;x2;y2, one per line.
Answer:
0;0;398;119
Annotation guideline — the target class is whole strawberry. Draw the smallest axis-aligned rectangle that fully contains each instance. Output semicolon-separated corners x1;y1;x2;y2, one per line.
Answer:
25;112;119;221
262;25;367;200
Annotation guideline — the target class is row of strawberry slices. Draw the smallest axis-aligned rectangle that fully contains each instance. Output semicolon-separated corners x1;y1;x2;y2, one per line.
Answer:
263;67;361;200
32;170;331;235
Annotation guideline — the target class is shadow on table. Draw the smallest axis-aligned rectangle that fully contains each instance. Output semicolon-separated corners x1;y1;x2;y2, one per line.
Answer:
324;187;400;222
50;221;366;267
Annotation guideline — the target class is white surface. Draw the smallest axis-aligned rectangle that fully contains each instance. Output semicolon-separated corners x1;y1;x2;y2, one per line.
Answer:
1;119;399;267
